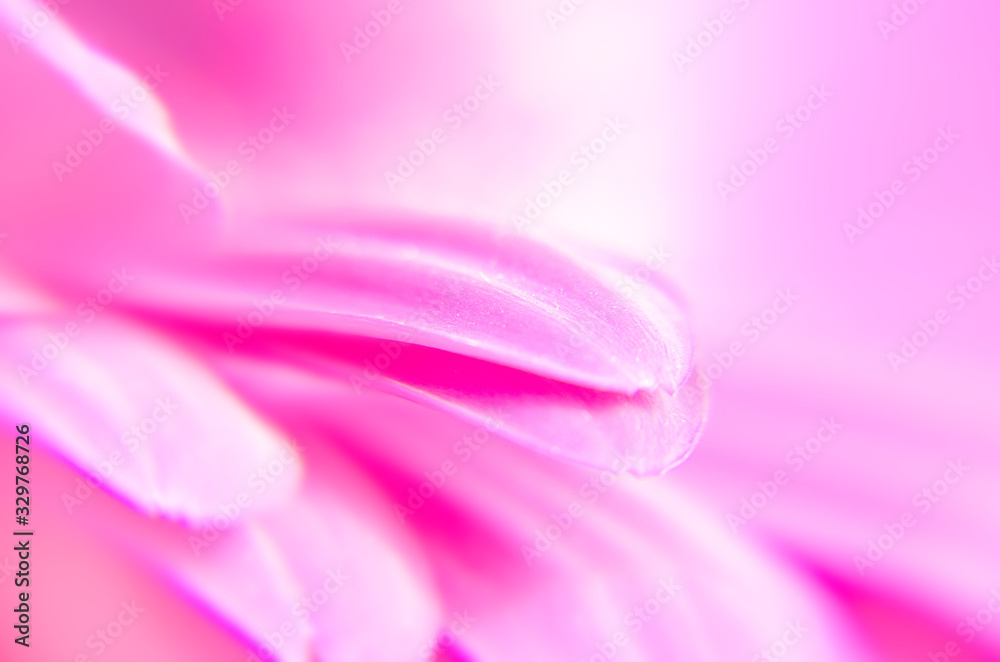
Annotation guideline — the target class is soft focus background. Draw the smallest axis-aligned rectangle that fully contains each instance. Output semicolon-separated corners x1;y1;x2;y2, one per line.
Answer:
2;0;999;660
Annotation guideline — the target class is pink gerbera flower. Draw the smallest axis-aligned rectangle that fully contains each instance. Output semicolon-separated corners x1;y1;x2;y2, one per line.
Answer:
3;0;1000;660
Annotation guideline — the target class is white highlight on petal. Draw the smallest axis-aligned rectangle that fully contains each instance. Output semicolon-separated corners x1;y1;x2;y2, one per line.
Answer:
0;0;193;166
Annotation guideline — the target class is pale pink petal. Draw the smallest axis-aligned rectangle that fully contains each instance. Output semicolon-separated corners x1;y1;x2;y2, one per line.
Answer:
256;488;442;662
0;0;188;160
5;443;255;661
118;217;694;394
26;397;443;661
2;312;300;523
153;439;445;662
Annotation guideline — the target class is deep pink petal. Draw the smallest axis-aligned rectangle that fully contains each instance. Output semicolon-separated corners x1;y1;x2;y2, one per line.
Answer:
258;336;704;476
214;369;878;661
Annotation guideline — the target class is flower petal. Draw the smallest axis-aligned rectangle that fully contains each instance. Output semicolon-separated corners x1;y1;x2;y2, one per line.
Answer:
0;15;224;297
216;373;876;661
273;337;704;476
2;312;300;523
119;216;694;395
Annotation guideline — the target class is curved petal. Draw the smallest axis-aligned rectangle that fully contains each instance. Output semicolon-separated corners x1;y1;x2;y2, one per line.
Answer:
4;442;264;661
214;368;876;661
255;487;442;662
258;336;704;476
118;216;695;394
1;311;300;523
25;384;442;662
0;9;224;296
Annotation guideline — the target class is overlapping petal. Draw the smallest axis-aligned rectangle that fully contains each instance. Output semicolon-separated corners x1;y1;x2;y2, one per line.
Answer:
1;311;301;523
115;217;695;395
216;361;876;660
